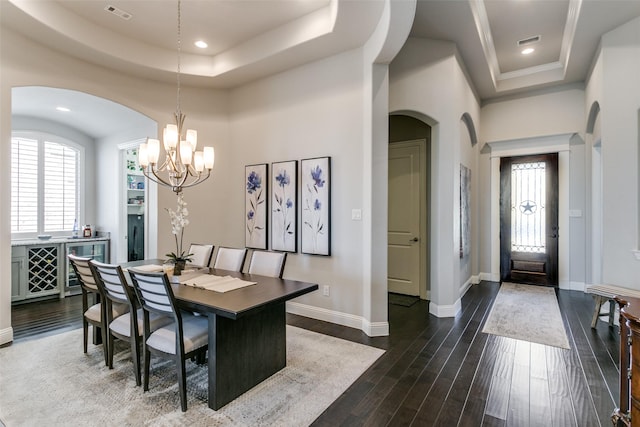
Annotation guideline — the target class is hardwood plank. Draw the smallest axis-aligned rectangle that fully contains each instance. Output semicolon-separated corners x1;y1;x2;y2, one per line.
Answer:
484;337;516;420
386;294;490;425
457;334;500;427
415;294;494;425
529;343;552;427
506;339;531;426
561;292;617;426
545;345;578;427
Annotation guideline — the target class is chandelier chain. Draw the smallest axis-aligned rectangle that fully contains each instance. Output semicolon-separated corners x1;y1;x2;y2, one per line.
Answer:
176;0;181;115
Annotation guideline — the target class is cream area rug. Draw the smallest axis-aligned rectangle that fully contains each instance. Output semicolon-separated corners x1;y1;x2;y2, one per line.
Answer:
482;282;570;349
0;326;384;426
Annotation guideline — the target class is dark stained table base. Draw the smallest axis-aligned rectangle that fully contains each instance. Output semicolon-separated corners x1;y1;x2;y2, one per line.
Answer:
208;302;287;410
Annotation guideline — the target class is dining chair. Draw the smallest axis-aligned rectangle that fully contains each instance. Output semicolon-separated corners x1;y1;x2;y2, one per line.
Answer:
90;260;172;386
247;250;288;278
68;254;128;365
213;247;247;272
128;269;209;412
187;243;214;268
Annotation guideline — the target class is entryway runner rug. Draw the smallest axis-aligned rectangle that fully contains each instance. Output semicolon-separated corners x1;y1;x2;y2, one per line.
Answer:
0;326;384;426
482;282;571;349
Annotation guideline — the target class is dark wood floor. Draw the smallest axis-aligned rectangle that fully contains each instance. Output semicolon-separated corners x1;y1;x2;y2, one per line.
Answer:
10;281;619;426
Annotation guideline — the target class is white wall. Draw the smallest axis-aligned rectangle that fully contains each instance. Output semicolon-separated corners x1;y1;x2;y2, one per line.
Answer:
389;37;481;316
584;51;603;285
599;16;640;287
229;48;370;320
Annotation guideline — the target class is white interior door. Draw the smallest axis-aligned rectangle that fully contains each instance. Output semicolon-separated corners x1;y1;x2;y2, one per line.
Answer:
388;141;423;296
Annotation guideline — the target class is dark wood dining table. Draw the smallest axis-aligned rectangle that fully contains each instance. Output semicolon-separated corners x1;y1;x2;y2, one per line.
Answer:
123;259;318;410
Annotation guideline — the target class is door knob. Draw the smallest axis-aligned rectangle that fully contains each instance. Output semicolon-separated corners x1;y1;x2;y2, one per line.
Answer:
410;237;419;242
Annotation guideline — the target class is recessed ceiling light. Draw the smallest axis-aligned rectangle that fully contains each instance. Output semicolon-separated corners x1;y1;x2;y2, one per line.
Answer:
194;40;208;49
521;48;535;55
56;106;70;112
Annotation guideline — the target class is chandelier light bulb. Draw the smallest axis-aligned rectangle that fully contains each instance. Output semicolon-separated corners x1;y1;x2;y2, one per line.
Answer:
193;151;204;172
180;141;192;165
147;138;160;164
204;146;215;169
164;124;179;149
138;143;149;167
186;129;198;151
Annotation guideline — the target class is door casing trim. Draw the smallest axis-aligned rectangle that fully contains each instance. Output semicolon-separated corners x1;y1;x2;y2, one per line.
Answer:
486;133;576;289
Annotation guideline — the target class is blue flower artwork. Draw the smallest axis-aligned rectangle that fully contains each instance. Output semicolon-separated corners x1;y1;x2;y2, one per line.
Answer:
245;164;268;249
301;157;331;256
271;161;298;252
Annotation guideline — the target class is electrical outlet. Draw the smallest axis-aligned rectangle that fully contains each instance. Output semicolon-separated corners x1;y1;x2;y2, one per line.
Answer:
323;285;330;297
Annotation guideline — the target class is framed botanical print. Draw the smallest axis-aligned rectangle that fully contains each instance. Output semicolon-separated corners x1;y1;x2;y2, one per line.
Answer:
245;163;268;249
301;156;331;256
271;160;298;252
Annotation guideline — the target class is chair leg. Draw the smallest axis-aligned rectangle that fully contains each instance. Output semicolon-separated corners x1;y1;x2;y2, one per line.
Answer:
108;333;115;369
83;318;89;353
143;345;151;392
609;299;616;327
100;325;109;366
177;356;187;412
131;336;141;386
591;295;604;328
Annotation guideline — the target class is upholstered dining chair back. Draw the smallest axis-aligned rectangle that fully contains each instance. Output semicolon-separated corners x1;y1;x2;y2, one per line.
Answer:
213;247;247;272
248;250;288;278
69;254;100;293
129;270;174;316
68;253;108;363
90;261;135;308
90;260;148;385
128;269;209;412
187;243;214;267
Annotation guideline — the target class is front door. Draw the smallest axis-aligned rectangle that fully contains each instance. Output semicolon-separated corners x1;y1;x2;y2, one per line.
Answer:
500;153;558;286
388;140;424;296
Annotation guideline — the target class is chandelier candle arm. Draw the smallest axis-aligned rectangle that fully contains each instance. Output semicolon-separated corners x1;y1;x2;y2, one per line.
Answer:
137;0;215;194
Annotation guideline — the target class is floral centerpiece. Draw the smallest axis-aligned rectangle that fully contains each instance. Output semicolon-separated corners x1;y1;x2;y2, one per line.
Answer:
165;193;192;275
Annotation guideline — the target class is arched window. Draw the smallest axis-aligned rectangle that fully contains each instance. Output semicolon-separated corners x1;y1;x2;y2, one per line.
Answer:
11;131;81;236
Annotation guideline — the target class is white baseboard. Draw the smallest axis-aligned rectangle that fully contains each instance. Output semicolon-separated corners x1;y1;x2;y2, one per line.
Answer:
459;276;477;298
286;301;389;337
479;272;500;282
564;281;585;291
0;327;14;346
429;298;461;318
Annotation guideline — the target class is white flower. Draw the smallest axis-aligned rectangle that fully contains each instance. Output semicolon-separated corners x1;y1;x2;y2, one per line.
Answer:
166;193;191;260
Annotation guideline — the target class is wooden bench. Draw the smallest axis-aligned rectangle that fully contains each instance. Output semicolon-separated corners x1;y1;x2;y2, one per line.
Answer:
586;284;640;328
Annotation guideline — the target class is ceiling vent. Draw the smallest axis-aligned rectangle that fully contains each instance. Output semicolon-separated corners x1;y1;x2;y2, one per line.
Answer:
104;5;132;20
518;35;541;46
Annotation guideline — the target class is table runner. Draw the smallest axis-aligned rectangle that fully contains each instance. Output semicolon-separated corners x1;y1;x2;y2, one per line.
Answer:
181;274;257;293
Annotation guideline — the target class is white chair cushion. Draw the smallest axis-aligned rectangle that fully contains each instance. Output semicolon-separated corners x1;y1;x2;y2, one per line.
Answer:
84;302;129;323
110;308;172;337
84;303;102;322
146;312;208;355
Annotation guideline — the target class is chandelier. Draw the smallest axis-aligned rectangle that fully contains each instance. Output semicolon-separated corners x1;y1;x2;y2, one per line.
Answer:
138;0;214;194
